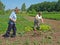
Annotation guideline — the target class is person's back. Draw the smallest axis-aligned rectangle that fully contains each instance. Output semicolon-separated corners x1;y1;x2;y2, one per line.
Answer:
9;11;17;23
35;14;42;21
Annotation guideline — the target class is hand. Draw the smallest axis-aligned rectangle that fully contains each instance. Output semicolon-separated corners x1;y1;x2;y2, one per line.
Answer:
10;18;16;22
41;19;44;23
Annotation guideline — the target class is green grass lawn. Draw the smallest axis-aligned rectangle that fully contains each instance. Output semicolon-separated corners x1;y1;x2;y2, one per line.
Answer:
43;13;60;20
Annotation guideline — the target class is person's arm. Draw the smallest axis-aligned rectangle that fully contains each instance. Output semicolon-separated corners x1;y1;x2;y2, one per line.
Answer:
9;18;16;22
40;16;44;23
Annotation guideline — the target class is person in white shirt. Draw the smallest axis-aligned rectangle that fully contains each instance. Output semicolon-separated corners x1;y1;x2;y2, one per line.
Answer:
3;8;18;38
33;12;44;33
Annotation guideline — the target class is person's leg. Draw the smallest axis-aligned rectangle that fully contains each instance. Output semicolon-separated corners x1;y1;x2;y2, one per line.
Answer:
34;20;37;31
33;19;38;34
37;21;40;30
3;23;13;37
11;24;16;37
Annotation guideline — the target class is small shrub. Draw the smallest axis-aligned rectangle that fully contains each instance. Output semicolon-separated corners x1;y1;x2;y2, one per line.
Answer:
12;40;21;45
41;37;52;43
40;24;51;32
18;31;25;37
57;41;60;44
24;26;33;32
0;10;5;15
33;40;39;45
0;39;2;45
23;38;30;45
45;35;52;39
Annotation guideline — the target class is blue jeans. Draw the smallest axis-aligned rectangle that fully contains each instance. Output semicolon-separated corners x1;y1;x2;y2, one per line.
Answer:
5;20;16;36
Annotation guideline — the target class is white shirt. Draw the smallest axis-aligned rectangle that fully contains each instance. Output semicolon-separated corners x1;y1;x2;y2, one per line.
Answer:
9;11;17;21
35;14;42;20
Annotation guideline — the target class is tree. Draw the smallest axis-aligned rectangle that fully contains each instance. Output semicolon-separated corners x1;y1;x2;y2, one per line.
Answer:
0;0;5;10
55;0;60;11
28;1;57;12
21;3;26;11
0;0;5;15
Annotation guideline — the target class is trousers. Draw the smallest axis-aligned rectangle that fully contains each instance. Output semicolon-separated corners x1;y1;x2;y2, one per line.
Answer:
5;20;16;36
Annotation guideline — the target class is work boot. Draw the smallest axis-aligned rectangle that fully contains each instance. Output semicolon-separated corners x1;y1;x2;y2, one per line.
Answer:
11;35;16;38
2;34;9;38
